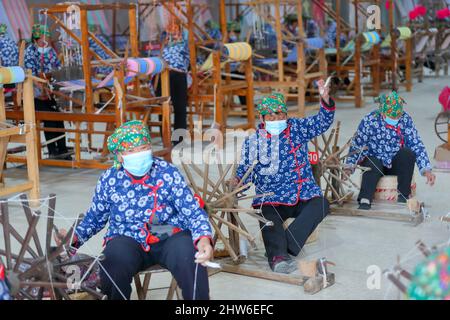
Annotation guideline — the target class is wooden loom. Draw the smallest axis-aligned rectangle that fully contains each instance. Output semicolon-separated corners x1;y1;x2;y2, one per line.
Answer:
322;0;382;108
6;3;172;169
152;0;256;133
0;69;40;200
226;0;328;117
379;1;413;92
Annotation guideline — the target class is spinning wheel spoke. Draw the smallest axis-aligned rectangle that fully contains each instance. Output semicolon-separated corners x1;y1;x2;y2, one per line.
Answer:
1;201;13;270
20;195;44;257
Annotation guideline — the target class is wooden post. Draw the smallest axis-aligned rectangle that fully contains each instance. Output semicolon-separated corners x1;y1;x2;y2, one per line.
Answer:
297;1;306;117
187;0;199;132
160;69;172;153
389;0;397;90
274;1;284;85
219;0;228;43
129;5;140;97
80;9;93;114
23;72;40;202
405;38;412;92
245;57;255;128
212;51;223;129
0;86;8;185
335;0;341;82
354;0;363;108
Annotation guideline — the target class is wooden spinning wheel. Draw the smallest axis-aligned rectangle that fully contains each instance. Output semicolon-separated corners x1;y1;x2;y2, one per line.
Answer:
434;111;450;143
311;122;364;205
181;160;273;264
0;194;106;300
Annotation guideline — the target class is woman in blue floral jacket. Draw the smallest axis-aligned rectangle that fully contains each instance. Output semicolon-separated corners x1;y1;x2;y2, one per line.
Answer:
56;121;213;300
232;79;335;273
345;91;436;210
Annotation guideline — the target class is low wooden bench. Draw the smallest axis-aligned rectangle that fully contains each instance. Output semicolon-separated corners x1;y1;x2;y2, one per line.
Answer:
133;265;182;300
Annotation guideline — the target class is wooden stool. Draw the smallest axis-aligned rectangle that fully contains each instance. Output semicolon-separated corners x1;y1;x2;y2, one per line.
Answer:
133;265;182;300
373;175;416;201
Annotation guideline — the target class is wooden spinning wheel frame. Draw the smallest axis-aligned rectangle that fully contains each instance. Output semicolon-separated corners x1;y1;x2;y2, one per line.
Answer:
0;194;106;300
434;110;450;143
181;159;273;264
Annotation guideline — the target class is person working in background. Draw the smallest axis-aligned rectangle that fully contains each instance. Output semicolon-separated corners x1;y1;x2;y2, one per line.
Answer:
24;24;70;160
159;27;190;143
344;91;436;210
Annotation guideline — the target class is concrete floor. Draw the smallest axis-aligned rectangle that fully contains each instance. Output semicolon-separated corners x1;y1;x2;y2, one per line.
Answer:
2;74;450;300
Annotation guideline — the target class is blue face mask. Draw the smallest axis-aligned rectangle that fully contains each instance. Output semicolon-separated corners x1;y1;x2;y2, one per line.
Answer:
265;120;287;135
122;150;153;177
37;46;51;55
384;116;399;126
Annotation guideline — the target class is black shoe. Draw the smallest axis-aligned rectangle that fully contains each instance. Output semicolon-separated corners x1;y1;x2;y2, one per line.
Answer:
358;203;371;210
269;256;297;274
397;197;407;204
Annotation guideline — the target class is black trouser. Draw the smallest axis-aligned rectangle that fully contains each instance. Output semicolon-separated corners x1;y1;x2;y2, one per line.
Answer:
34;98;68;156
260;197;329;261
100;230;209;300
358;148;416;203
157;70;188;132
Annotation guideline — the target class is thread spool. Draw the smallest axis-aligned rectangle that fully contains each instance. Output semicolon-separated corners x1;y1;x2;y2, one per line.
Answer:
126;59;139;77
395;27;412;40
0;66;25;85
305;37;325;49
150;57;164;74
223;42;252;61
373;175;416;201
363;31;381;44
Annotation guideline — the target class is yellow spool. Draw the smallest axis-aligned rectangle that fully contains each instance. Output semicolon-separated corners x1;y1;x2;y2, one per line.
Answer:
0;67;13;84
200;53;214;72
224;42;252;61
397;27;412;40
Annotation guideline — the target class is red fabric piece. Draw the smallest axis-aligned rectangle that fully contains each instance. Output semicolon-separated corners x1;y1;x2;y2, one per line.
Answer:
439;86;450;111
0;263;5;281
194;194;205;209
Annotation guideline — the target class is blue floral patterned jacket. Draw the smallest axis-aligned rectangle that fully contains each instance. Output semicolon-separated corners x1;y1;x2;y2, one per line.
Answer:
236;99;336;207
74;158;212;252
346;110;432;174
162;40;190;73
0;34;19;67
24;43;61;76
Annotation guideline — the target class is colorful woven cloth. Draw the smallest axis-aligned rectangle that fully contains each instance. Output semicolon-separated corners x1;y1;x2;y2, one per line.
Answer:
32;24;50;39
408;246;450;300
0;23;6;34
256;92;288;116
107;120;152;168
377;90;406;119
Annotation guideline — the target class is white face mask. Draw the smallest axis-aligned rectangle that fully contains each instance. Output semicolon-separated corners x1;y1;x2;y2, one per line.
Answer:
265;119;288;135
122;150;153;177
37;46;51;55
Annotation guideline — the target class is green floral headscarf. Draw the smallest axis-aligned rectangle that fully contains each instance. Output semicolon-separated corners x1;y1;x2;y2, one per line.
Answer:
377;90;406;119
88;24;99;33
32;24;50;40
107;120;152;168
227;21;241;33
0;24;7;35
285;13;298;23
407;246;450;300
256;92;288;116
